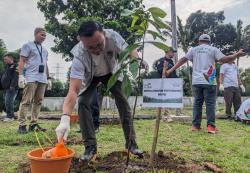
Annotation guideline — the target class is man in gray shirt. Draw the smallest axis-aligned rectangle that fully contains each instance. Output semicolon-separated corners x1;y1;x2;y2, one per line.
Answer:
55;21;145;161
167;34;245;134
18;27;52;134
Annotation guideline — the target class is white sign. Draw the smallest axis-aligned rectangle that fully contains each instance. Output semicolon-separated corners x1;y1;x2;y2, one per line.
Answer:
143;78;183;108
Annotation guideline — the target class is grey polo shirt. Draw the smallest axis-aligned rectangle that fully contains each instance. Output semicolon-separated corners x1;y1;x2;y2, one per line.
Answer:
20;41;48;83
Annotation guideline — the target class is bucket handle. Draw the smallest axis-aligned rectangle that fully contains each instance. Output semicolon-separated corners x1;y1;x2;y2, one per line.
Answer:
34;130;54;152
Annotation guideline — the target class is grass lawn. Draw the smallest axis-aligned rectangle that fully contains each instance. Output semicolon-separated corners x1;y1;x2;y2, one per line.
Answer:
0;114;250;173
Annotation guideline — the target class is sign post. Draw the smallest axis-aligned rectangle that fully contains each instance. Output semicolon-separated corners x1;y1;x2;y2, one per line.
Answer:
143;78;183;166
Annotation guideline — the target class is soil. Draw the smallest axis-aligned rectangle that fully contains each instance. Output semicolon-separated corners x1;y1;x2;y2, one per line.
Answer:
18;150;218;173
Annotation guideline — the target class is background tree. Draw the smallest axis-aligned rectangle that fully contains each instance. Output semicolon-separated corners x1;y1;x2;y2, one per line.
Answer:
37;0;143;61
185;10;225;46
0;39;7;71
0;39;7;113
242;24;250;56
45;79;68;97
235;20;243;66
182;10;239;55
177;16;192;92
240;68;250;96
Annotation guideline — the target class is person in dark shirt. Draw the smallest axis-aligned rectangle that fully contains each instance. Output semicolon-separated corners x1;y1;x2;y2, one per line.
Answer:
1;53;19;122
154;47;178;78
153;47;178;122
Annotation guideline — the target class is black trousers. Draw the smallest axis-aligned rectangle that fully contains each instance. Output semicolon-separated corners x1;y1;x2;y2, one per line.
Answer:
224;86;241;116
78;74;137;148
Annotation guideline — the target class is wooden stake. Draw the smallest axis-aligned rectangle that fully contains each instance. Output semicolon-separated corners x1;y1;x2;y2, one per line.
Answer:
149;107;162;166
149;59;166;166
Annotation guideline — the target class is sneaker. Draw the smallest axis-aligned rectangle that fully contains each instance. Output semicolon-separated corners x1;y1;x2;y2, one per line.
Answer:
18;125;27;134
29;123;46;132
191;125;201;131
3;117;14;122
80;145;97;161
207;125;218;134
127;143;144;158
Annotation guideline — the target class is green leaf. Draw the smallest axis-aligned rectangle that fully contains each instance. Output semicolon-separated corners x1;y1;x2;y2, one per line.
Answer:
131;15;139;27
129;25;145;32
152;16;171;29
148;7;167;18
147;30;166;41
107;69;122;92
148;19;165;34
118;43;141;63
121;9;134;16
139;20;148;32
145;41;169;52
129;59;139;78
122;74;132;98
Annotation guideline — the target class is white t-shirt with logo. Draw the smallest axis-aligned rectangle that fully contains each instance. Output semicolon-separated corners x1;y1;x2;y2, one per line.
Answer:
220;63;239;88
185;44;225;85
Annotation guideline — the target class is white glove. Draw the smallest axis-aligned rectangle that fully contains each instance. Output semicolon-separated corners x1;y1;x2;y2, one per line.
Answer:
18;75;26;88
47;79;52;90
55;115;70;142
219;85;224;91
240;84;245;93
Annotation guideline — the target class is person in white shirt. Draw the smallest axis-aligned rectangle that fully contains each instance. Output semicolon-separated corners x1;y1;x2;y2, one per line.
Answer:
219;60;245;120
18;28;52;134
167;34;245;134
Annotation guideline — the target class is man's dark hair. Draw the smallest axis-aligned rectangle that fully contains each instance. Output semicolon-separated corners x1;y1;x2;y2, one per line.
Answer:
78;21;103;37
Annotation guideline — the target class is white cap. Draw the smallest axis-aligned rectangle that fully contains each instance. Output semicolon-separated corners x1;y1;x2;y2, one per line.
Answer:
199;34;211;42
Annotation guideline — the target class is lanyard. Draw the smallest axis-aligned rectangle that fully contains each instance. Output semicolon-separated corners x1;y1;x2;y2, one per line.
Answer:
34;42;43;63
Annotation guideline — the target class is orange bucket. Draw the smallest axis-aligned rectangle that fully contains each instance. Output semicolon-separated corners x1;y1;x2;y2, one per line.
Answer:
27;147;75;173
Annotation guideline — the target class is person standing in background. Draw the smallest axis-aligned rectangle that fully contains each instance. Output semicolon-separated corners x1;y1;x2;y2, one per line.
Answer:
1;53;19;122
219;60;245;120
167;34;245;134
17;27;52;134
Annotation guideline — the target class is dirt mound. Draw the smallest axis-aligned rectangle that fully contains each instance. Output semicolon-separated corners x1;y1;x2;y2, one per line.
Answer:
100;118;121;125
18;150;213;173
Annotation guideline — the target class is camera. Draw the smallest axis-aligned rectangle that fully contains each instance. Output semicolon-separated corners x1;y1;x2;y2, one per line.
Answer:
38;65;45;73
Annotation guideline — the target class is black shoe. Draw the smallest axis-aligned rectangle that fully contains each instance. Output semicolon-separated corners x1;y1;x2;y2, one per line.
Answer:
29;123;46;132
80;145;97;161
18;125;27;134
128;143;144;159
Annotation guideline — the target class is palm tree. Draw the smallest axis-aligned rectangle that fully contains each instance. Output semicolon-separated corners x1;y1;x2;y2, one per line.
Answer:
235;20;243;66
177;16;192;91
